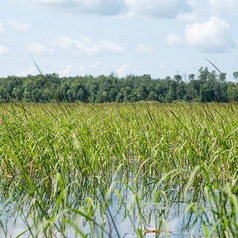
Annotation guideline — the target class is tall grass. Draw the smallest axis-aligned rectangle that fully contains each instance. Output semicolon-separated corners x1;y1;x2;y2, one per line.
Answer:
0;102;237;237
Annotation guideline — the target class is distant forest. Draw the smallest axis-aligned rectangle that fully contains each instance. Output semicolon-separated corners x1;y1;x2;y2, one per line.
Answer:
1;67;238;103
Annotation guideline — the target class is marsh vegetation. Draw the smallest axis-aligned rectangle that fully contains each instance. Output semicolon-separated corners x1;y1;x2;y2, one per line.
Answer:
0;102;238;237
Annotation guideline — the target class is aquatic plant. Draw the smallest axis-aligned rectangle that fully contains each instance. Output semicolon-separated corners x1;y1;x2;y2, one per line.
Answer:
0;101;237;237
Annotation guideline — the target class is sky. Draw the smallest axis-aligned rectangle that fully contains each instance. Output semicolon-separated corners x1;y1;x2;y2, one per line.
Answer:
0;0;238;81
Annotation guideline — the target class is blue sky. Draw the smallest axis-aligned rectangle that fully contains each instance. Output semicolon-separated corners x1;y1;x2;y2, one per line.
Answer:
1;0;238;81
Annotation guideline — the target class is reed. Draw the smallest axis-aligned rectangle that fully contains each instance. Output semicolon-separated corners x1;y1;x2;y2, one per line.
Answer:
0;101;237;237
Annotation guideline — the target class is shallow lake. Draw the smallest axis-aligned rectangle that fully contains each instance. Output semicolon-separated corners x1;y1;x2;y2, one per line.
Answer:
0;188;211;238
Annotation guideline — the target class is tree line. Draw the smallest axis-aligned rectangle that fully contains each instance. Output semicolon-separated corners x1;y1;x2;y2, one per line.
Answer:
1;67;238;103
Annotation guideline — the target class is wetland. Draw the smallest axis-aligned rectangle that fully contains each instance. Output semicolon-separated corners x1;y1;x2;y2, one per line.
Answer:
0;102;237;237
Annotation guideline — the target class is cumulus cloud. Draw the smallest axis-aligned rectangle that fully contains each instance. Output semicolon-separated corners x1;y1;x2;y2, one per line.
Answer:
210;0;238;16
47;36;125;56
16;67;36;77
7;19;30;32
124;0;191;18
177;0;207;21
116;64;129;78
125;0;190;18
0;23;5;35
59;65;73;77
135;44;154;54
13;0;192;18
27;42;55;56
87;61;107;69
98;41;126;54
185;16;236;53
79;61;107;74
167;34;184;46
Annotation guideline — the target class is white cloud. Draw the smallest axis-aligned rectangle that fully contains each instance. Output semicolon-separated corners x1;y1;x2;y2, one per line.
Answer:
99;41;126;54
0;45;9;55
167;34;184;46
48;36;74;49
210;0;238;16
7;19;30;32
79;61;107;74
27;42;54;56
88;61;107;69
13;0;191;18
125;0;191;18
59;65;73;77
79;65;86;71
177;0;207;21
116;64;129;78
185;16;236;53
47;36;125;56
16;67;36;77
71;0;127;15
135;44;154;54
14;0;126;15
0;23;5;35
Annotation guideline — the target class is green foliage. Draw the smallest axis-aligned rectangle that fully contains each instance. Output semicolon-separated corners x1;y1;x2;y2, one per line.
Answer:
1;67;238;103
0;102;238;237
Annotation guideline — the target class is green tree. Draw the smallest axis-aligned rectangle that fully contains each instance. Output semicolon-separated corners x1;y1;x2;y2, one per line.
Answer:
116;92;123;102
233;72;238;83
174;74;182;83
166;80;178;102
198;67;210;82
200;84;215;102
219;72;226;82
148;91;158;100
188;74;195;82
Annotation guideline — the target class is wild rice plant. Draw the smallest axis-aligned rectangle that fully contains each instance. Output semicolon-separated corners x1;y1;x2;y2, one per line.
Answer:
0;101;237;237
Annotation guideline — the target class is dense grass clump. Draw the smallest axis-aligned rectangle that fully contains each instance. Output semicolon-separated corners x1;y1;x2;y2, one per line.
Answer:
0;102;237;237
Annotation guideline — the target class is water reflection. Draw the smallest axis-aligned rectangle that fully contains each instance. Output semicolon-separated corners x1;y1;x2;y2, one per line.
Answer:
0;186;209;238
